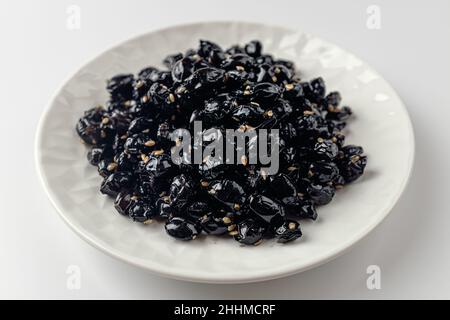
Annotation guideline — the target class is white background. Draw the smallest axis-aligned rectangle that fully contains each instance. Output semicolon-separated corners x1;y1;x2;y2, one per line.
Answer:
1;0;449;299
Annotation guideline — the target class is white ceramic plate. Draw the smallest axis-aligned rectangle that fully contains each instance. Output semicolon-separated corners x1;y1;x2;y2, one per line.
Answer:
35;22;414;283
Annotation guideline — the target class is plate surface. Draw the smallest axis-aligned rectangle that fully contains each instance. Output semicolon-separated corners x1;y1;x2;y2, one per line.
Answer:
35;22;414;283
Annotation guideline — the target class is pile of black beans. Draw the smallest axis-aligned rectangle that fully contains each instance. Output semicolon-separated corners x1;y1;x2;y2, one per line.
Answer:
76;40;367;245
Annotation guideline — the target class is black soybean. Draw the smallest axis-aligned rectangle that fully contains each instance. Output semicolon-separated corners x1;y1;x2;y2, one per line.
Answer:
76;40;367;245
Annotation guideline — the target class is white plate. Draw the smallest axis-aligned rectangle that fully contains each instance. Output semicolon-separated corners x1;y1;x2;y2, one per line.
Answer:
35;22;414;283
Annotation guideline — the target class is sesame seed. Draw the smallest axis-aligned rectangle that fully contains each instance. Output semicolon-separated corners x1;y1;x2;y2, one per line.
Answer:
285;83;294;91
168;93;176;103
228;224;236;232
144;140;156;147
222;217;231;224
176;86;186;94
152;149;164;156
201;181;209;187
288;222;296;230
236;65;245;71
107;162;117;172
253;239;263;246
143;219;153;225
233;203;241;210
228;230;238;236
241;155;248;166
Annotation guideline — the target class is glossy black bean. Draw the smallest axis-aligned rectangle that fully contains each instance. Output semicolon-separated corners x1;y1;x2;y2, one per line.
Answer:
314;139;339;160
248;194;285;226
200;213;229;235
76;107;105;145
198;40;222;59
265;174;297;201
339;154;367;183
170;174;197;211
163;53;183;69
100;172;133;197
307;183;335;206
165;217;200;241
172;58;193;83
284;197;318;220
107;74;134;101
244;40;262;57
76;39;367;245
234;219;266;245
309;161;339;184
114;191;134;216
251;82;281;103
209;180;246;211
87;146;111;166
144;154;176;178
274;220;302;243
128;199;155;223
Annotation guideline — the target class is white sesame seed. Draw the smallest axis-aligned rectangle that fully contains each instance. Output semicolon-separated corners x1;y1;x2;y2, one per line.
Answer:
107;162;117;172
222;217;231;224
144;140;156;147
